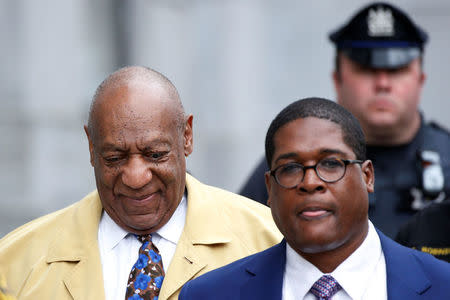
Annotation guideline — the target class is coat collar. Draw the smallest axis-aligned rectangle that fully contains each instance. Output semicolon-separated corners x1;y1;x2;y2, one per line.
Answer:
45;191;105;300
40;174;255;299
159;174;234;298
41;175;235;299
182;174;233;244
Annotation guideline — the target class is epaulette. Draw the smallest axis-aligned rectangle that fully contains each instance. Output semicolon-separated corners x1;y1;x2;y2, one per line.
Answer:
428;121;450;136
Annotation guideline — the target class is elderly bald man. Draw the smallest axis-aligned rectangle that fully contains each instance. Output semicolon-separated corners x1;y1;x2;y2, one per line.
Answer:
0;66;281;300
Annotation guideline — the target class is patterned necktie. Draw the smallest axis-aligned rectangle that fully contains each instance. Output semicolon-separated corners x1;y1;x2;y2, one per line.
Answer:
125;234;165;300
310;275;342;300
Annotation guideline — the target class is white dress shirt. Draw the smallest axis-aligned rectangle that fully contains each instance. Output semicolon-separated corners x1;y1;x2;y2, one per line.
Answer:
98;195;187;300
282;221;387;300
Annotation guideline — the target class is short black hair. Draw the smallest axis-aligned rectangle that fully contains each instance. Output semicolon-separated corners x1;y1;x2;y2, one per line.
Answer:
265;97;366;167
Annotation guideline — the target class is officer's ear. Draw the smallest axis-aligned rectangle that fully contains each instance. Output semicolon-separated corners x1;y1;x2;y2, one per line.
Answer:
419;71;426;87
333;69;341;83
332;52;342;84
333;70;344;108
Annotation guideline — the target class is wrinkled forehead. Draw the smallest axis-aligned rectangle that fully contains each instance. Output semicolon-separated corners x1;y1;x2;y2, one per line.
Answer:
91;82;182;142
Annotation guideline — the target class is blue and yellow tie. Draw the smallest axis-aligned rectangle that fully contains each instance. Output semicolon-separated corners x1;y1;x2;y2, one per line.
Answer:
125;234;165;300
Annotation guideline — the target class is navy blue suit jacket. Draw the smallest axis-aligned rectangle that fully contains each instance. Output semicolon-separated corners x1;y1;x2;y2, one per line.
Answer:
179;230;450;299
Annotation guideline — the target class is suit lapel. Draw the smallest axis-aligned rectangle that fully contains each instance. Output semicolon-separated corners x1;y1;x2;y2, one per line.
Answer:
378;230;431;299
238;232;433;300
46;192;105;300
240;241;286;300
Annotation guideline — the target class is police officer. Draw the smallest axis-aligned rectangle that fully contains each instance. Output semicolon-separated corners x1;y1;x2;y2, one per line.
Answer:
395;200;450;262
239;2;450;238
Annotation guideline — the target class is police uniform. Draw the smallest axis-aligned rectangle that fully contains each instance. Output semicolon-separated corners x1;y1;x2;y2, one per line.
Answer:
240;2;450;240
395;200;450;263
366;117;450;238
329;2;450;238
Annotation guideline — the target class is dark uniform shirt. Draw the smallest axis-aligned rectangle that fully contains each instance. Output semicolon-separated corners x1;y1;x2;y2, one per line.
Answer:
239;118;450;238
368;119;450;237
395;200;450;263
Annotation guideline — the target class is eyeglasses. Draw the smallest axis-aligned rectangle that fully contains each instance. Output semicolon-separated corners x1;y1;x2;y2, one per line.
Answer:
269;158;363;188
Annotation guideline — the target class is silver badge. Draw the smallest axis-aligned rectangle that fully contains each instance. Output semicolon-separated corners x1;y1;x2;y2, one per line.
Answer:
367;6;395;37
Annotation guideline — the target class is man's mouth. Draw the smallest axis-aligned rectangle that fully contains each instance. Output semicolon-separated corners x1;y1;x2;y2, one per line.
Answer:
299;207;332;220
120;192;160;205
371;98;394;111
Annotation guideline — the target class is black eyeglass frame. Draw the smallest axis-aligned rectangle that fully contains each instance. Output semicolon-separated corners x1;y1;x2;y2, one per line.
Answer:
269;158;364;188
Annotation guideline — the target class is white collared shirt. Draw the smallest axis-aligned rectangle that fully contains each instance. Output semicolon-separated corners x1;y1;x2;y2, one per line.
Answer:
98;194;187;300
282;221;387;300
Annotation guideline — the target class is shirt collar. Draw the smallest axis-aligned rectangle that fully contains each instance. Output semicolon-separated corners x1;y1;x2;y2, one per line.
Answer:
285;221;383;299
98;192;187;250
153;193;187;245
98;209;129;251
331;221;383;299
285;240;323;299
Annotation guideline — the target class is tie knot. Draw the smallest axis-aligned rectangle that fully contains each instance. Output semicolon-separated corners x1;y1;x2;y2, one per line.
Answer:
135;234;152;243
310;275;342;300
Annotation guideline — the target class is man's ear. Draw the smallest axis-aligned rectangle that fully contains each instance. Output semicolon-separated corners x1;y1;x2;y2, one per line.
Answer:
361;160;375;193
265;171;272;206
84;125;95;167
183;115;194;157
332;70;341;96
418;71;426;90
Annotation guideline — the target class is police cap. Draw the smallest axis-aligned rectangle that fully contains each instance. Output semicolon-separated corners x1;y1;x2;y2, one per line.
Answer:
329;2;428;69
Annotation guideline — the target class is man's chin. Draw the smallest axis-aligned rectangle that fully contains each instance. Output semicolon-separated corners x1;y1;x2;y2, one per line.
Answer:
289;234;345;255
365;116;400;132
297;241;343;254
124;215;163;233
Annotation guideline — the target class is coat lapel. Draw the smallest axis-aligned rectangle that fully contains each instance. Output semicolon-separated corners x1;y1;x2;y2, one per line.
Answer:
378;230;431;299
46;192;105;300
158;232;209;299
240;241;286;300
160;174;233;299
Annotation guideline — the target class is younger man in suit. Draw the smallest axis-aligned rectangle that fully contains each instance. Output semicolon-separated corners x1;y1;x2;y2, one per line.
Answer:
180;98;450;300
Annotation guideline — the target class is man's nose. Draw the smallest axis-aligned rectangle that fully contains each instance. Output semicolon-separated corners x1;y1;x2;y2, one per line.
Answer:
297;167;325;193
121;156;152;189
374;70;391;91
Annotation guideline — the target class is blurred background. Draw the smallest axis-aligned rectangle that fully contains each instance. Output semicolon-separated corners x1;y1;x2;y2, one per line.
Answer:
1;0;450;237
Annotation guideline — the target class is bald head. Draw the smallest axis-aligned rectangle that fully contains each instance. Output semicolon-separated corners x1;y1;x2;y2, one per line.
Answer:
87;66;185;140
84;66;194;234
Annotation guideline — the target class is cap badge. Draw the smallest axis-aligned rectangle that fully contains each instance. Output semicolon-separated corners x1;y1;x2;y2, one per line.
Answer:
367;6;395;37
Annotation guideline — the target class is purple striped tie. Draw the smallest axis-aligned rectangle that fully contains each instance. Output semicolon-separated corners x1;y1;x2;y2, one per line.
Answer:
310;275;342;300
